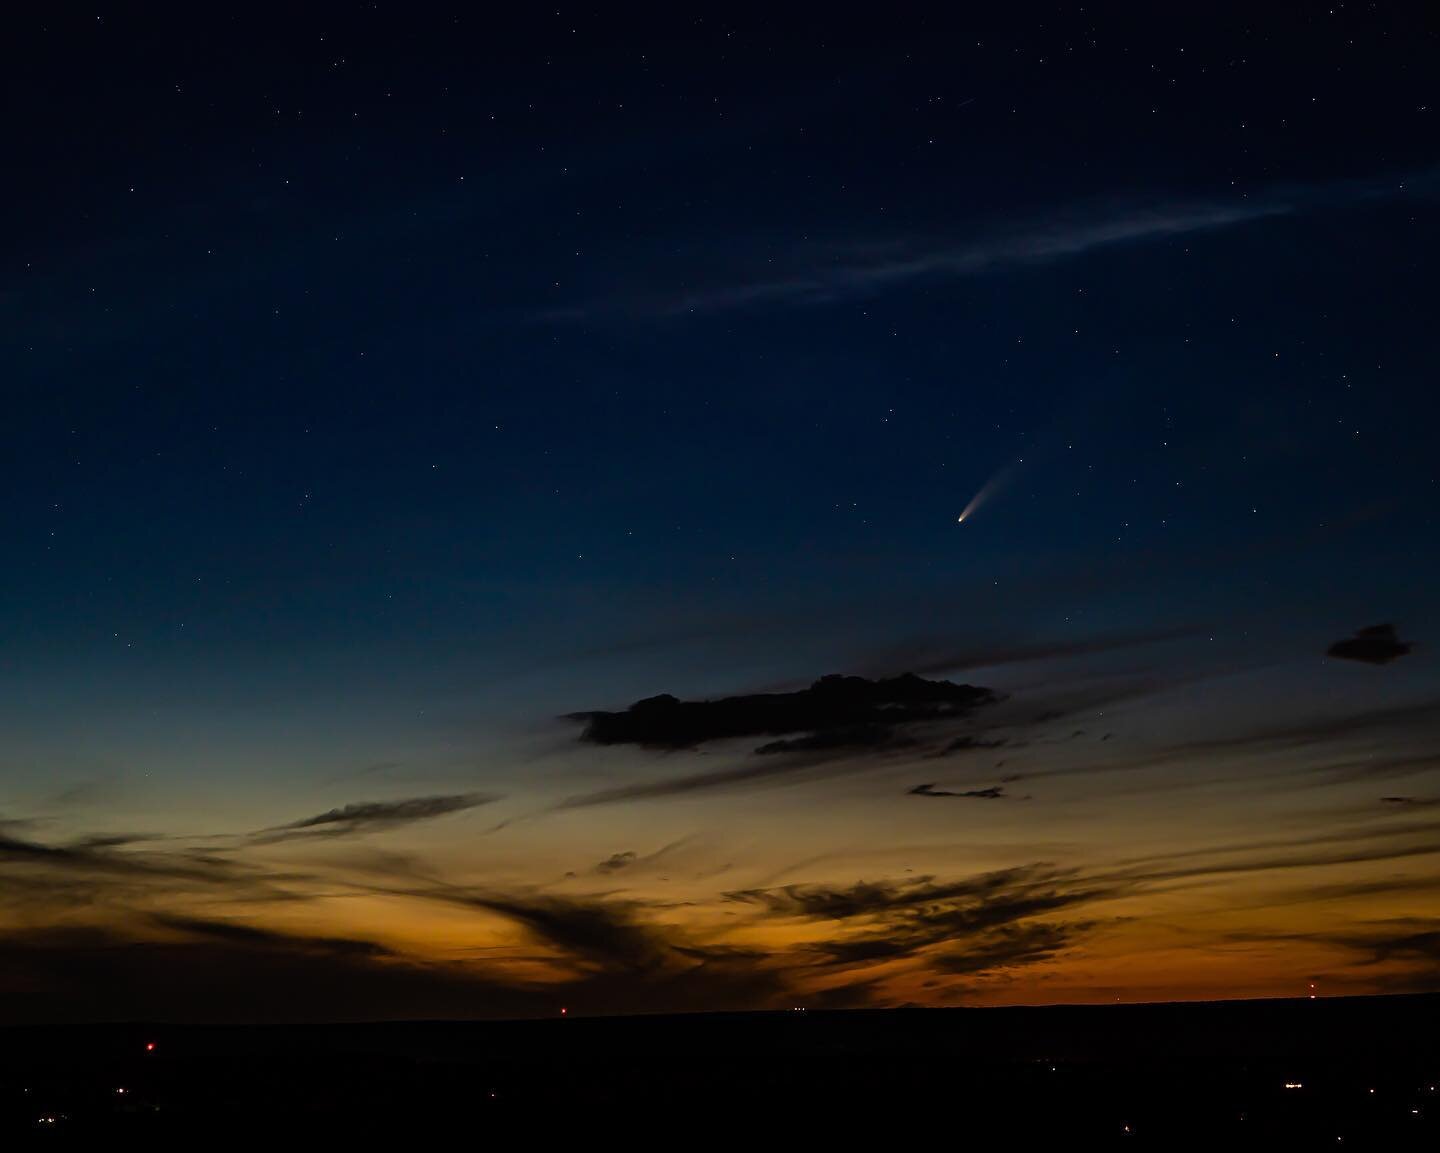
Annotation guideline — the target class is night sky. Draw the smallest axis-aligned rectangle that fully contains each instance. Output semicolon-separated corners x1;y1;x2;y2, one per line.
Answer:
3;5;1439;1021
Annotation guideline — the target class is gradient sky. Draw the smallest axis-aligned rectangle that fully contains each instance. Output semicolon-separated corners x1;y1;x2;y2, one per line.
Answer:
2;5;1439;1022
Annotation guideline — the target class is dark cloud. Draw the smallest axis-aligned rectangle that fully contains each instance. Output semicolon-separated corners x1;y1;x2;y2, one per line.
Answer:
1237;920;1440;994
570;673;998;753
0;821;346;934
908;783;1007;799
67;832;159;850
0;885;799;1022
595;851;638;874
590;839;692;877
1350;924;1440;967
0;826;260;889
931;921;1083;975
415;889;795;1011
0;829;90;864
0;810;804;1019
1327;623;1413;665
726;866;1069;921
0;923;540;1024
152;913;395;959
727;865;1113;975
258;793;498;841
551;672;1215;812
444;892;675;974
552;675;1002;810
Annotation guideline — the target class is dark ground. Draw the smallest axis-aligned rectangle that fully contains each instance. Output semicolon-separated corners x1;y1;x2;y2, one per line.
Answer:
3;994;1437;1145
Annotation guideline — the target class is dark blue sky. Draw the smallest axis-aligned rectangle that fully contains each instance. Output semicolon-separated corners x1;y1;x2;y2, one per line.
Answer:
2;5;1439;1019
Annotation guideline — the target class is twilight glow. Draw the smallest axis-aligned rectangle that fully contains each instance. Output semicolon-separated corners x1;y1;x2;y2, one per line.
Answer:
2;6;1438;1023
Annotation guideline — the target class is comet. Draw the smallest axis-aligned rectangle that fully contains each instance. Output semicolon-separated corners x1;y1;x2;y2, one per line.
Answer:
957;457;1025;524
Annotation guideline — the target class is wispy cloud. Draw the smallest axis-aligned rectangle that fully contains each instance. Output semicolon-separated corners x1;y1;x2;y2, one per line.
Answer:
659;201;1287;315
253;793;499;843
726;865;1113;971
908;783;1008;799
541;169;1433;320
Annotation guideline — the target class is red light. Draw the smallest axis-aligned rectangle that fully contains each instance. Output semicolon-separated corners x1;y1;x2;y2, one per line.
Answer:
560;1007;568;1016
145;1043;155;1052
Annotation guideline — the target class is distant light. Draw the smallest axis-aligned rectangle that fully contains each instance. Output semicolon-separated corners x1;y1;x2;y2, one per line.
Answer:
560;1007;567;1016
1285;1082;1304;1090
145;1042;156;1052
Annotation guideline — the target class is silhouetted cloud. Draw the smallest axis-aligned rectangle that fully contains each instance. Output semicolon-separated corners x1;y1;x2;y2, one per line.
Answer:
433;892;673;973
931;921;1083;975
727;865;1114;975
909;783;1007;799
257;793;498;841
152;913;395;959
590;839;692;876
0;830;89;864
1327;623;1413;665
1348;924;1440;967
1381;796;1440;808
571;673;997;753
0;923;543;1024
408;888;796;1011
1240;918;1440;993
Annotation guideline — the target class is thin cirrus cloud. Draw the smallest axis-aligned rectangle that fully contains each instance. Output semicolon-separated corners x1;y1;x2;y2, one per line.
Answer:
909;783;1008;799
541;169;1434;321
659;201;1289;315
539;199;1286;321
252;793;499;843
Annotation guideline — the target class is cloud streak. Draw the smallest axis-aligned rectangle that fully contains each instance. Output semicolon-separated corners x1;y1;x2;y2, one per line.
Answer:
543;169;1435;321
254;793;499;842
727;865;1113;972
908;783;1008;799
